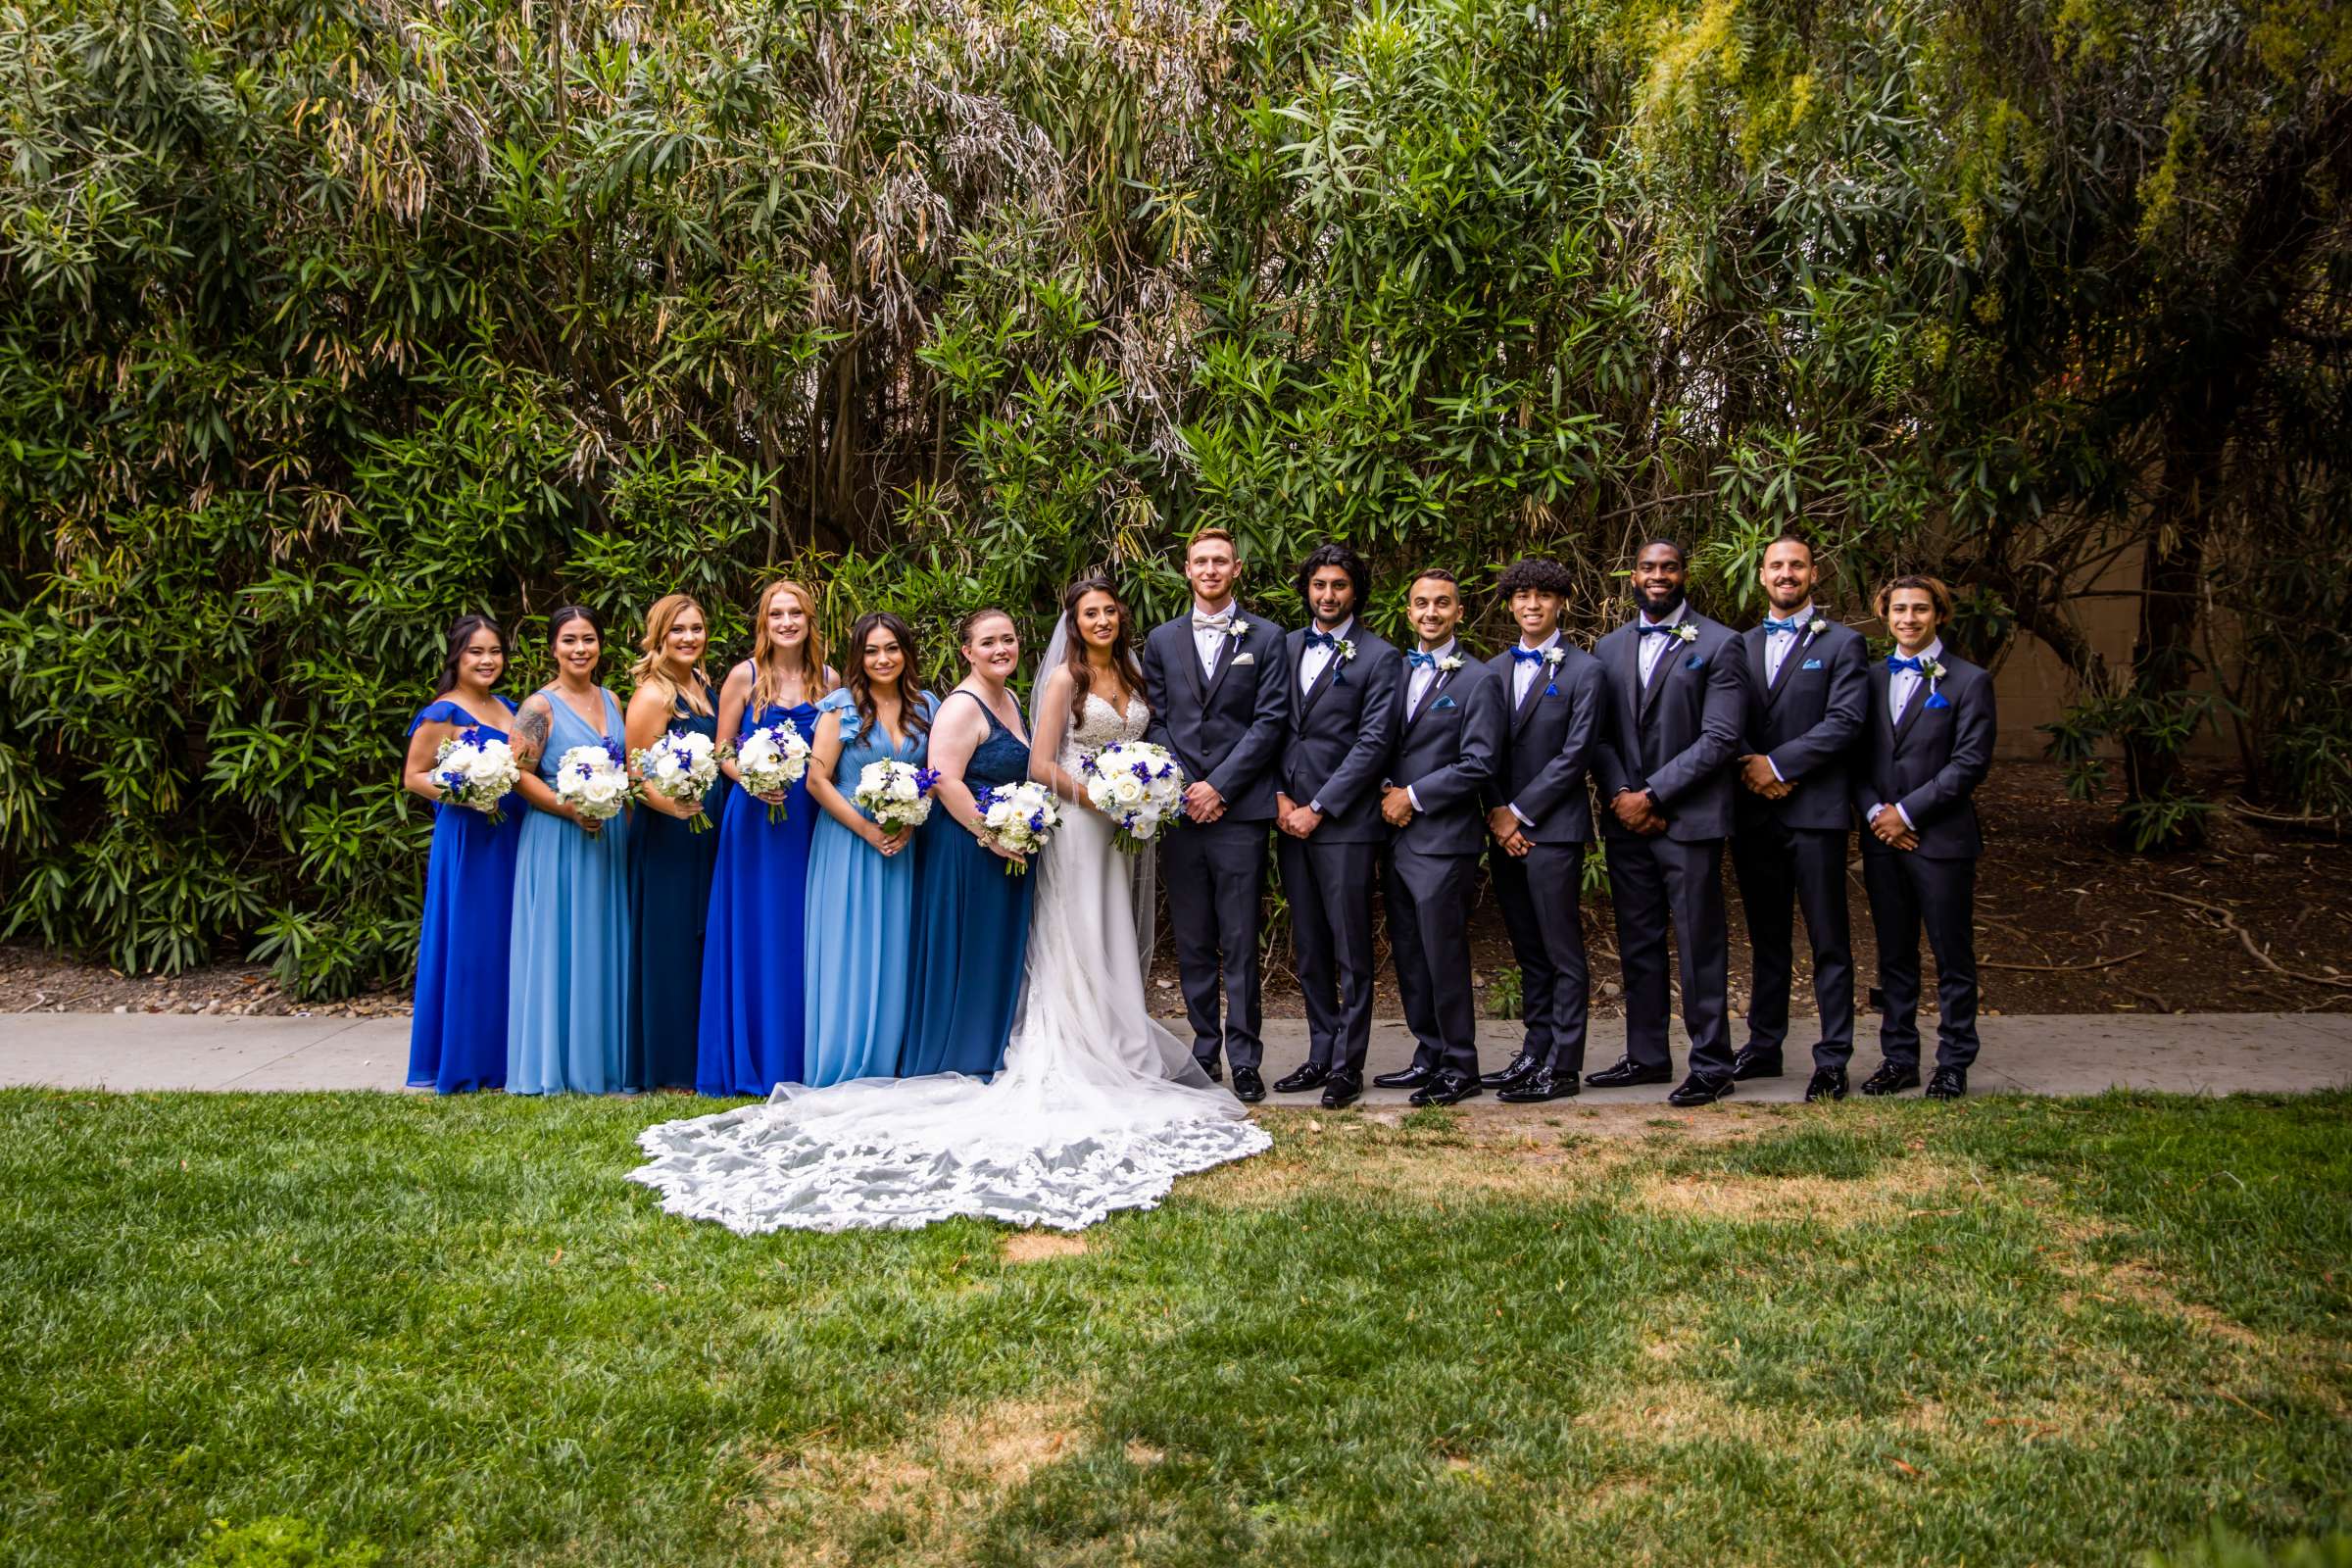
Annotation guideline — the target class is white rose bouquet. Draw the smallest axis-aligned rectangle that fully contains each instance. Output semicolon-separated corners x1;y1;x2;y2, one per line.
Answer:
631;728;720;833
722;720;810;823
975;780;1061;876
854;760;939;834
1080;740;1187;853
431;726;522;825
553;739;634;828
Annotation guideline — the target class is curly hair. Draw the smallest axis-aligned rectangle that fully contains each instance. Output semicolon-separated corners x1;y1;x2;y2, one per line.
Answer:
1495;557;1574;599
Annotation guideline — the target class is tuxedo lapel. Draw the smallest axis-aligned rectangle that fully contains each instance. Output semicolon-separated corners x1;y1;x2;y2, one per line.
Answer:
1765;628;1810;707
1406;665;1450;731
1299;638;1342;721
1891;670;1932;750
1509;657;1546;735
1638;633;1678;727
1201;622;1241;706
1177;621;1206;709
1872;660;1897;752
1744;628;1770;707
1609;629;1642;741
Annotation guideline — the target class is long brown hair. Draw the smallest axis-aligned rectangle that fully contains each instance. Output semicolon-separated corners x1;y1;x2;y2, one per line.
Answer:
433;614;505;699
1058;574;1148;728
846;611;931;743
748;578;830;713
629;594;713;716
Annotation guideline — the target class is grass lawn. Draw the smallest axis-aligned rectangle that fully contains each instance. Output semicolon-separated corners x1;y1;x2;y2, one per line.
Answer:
1;1088;2346;1566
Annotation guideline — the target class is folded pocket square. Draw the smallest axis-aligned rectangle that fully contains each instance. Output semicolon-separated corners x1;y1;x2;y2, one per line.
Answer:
1801;657;1824;670
1684;655;1707;670
1433;695;1457;710
1232;653;1255;665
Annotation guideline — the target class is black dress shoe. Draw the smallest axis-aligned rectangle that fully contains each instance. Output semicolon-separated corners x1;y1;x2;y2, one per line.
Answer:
1859;1061;1920;1097
1479;1051;1542;1090
1586;1057;1672;1089
1731;1047;1785;1081
1803;1066;1848;1102
1667;1073;1735;1106
1373;1062;1438;1090
1408;1072;1484;1107
1925;1066;1968;1100
1319;1073;1362;1109
1231;1066;1265;1103
1197;1056;1222;1083
1273;1061;1330;1095
1497;1069;1580;1103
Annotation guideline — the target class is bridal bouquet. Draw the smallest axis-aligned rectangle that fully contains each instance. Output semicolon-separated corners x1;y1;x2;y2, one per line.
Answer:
724;720;810;823
631;728;720;832
554;739;634;828
976;780;1061;875
1080;740;1187;854
431;727;521;824
854;760;939;834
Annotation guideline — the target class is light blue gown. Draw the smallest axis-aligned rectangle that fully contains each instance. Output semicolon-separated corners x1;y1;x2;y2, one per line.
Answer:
507;685;633;1095
803;687;935;1086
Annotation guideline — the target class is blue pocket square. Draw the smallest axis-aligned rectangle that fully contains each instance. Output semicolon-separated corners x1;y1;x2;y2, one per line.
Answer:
1925;691;1951;710
1684;655;1706;670
1801;658;1824;670
1433;695;1457;710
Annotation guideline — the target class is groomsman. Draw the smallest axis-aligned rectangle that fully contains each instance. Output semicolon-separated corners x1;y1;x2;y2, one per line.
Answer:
1370;569;1504;1107
1851;574;1995;1100
1589;540;1746;1105
1142;528;1291;1102
1730;533;1871;1102
1272;544;1403;1109
1479;557;1605;1103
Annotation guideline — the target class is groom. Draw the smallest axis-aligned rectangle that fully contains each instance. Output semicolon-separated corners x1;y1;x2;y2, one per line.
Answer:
1142;528;1291;1102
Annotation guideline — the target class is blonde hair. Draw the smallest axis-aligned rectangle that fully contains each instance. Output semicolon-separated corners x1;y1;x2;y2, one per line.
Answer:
630;594;713;716
749;579;832;713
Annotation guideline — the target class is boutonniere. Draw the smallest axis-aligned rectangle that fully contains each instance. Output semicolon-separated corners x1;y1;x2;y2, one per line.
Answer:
1438;654;1465;674
1224;618;1249;642
1808;616;1828;636
1672;622;1699;644
1542;646;1566;668
1335;638;1357;662
1923;658;1950;709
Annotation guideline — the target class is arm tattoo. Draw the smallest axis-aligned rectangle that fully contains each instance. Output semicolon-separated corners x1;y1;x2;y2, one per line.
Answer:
514;698;551;764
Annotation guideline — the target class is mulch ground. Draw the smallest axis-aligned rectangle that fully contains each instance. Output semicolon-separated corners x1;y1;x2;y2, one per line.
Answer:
8;762;2348;1021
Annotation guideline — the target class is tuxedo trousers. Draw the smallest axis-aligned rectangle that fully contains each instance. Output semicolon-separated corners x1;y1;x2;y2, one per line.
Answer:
1162;816;1268;1072
1385;845;1480;1078
1861;850;1981;1071
1489;843;1592;1076
1602;833;1735;1080
1277;835;1379;1074
1730;816;1856;1068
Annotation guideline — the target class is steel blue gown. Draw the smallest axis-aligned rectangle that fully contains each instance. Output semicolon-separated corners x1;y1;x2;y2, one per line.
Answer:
694;698;820;1096
803;688;936;1086
406;695;524;1094
625;680;727;1092
506;686;633;1095
899;692;1035;1077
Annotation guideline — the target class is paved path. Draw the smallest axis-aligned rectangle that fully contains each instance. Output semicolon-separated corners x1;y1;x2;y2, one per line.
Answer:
2;1012;2346;1101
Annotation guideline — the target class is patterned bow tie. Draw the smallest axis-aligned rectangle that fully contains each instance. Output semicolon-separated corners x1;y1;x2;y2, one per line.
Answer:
1304;629;1339;650
1193;611;1234;631
1764;615;1804;635
1639;621;1683;636
1510;645;1548;664
1886;654;1926;673
1407;651;1438;670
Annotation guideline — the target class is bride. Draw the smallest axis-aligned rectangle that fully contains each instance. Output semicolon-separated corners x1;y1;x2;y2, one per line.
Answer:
628;574;1270;1233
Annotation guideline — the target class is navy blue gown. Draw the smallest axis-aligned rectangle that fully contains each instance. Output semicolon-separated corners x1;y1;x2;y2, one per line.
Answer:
695;699;820;1096
625;680;727;1091
900;691;1036;1077
406;696;524;1094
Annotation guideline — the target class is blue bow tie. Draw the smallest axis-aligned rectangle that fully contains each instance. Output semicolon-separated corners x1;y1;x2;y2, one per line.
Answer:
1886;655;1926;673
1640;621;1682;637
1510;646;1548;664
1407;651;1438;670
1763;616;1804;635
1304;629;1339;650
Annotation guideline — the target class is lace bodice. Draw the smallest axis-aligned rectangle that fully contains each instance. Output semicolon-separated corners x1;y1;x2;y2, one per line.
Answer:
1059;690;1150;773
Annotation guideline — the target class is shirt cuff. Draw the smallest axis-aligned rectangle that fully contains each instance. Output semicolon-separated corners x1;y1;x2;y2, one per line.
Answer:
1406;786;1423;812
1306;800;1323;814
1895;803;1915;831
1509;805;1533;826
1766;755;1785;784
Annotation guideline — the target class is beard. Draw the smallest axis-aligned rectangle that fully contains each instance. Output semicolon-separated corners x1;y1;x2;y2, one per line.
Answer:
1636;585;1687;618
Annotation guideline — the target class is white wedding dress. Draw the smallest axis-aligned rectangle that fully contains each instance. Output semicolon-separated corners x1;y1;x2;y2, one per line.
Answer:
627;691;1271;1233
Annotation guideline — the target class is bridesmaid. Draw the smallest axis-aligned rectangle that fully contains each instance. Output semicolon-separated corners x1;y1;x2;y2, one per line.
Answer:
900;609;1035;1078
695;580;835;1097
400;614;524;1094
623;594;727;1092
506;605;634;1095
804;612;937;1086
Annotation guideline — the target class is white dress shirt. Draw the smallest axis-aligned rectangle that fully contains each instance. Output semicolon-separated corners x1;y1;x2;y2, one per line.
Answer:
1299;616;1353;694
1191;597;1237;678
1873;637;1944;830
1402;638;1457;813
1511;630;1560;708
1762;602;1814;685
1637;602;1690;688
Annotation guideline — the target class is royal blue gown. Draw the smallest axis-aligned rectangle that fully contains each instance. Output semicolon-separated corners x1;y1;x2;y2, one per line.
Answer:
900;692;1036;1078
406;695;524;1094
803;688;936;1086
507;686;633;1095
625;680;727;1092
695;697;820;1097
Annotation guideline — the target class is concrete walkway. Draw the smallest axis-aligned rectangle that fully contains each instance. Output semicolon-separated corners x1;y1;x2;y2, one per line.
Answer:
2;1012;2346;1101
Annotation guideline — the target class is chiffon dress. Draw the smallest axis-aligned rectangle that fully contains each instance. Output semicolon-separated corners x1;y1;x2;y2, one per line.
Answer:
694;697;821;1097
405;695;523;1094
801;687;937;1087
899;690;1035;1077
506;686;633;1095
624;679;726;1091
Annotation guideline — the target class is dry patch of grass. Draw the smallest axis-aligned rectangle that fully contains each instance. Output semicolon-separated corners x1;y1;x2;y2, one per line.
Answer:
1629;1158;1975;1230
1000;1231;1090;1264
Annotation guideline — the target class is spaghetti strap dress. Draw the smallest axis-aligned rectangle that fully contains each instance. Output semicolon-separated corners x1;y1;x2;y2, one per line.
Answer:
406;695;524;1094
